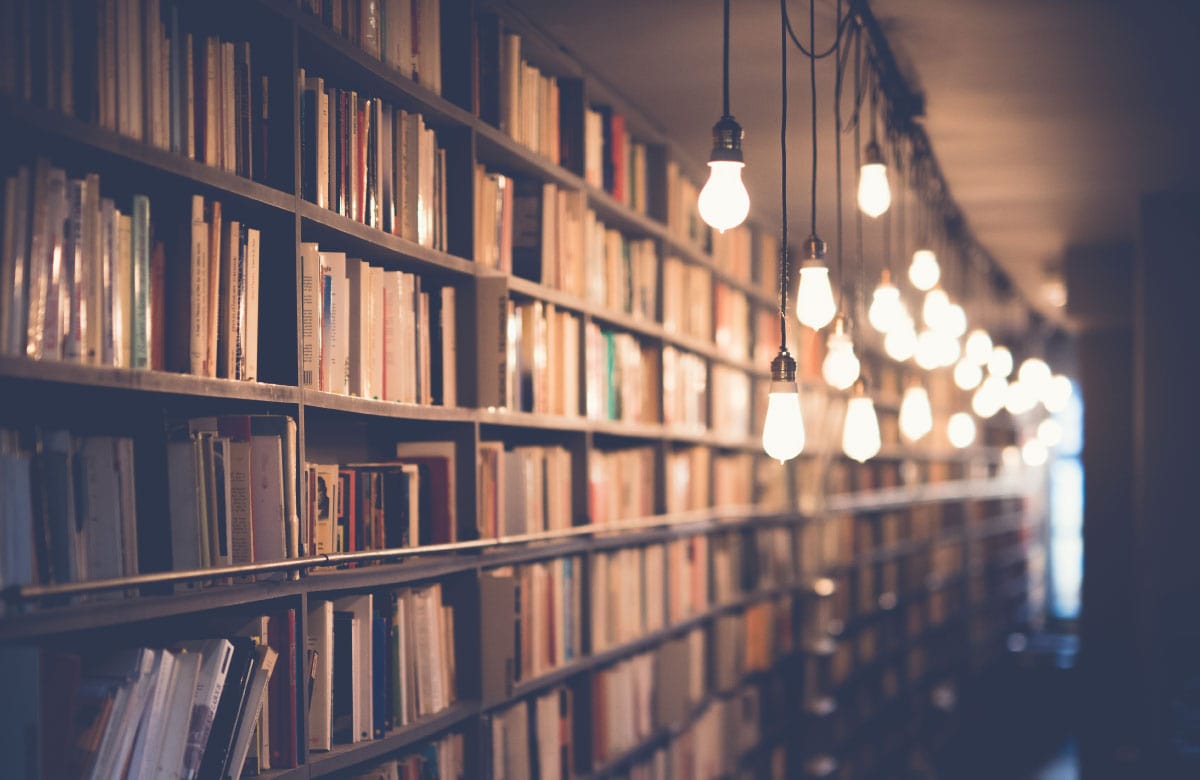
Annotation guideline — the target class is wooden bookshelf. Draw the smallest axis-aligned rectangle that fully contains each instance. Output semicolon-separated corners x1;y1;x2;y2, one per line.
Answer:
0;0;1040;777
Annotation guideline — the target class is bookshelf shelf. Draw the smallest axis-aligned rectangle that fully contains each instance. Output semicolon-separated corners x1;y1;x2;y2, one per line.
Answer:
301;390;474;422
0;357;300;404
0;98;298;213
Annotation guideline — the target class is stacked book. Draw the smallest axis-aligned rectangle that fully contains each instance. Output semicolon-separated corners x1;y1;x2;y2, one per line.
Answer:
661;347;707;432
583;104;649;213
584;324;656;424
713;284;749;360
301;243;456;405
505;299;581;416
591;651;656;769
476;443;573;539
590;545;666;653
711;365;751;441
0;427;137;592
488;686;574;780
346;733;465;780
300;75;447;250
0;610;297;778
710;225;753;284
662;257;712;341
587;446;656;525
713;452;754;508
665;160;709;250
666;535;710;623
583;212;658;320
304;441;458;555
298;0;443;95
664;446;711;514
307;584;457;751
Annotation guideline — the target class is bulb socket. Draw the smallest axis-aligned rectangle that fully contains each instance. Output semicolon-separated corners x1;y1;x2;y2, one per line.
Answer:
709;115;745;163
864;141;885;166
770;349;797;383
880;267;892;285
801;234;827;264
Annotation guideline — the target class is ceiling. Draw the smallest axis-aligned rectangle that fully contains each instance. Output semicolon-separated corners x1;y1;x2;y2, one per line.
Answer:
505;0;1200;335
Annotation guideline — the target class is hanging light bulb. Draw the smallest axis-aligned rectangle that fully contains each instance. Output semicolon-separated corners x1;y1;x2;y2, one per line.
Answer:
857;141;891;218
1042;374;1072;413
915;329;942;370
796;236;836;330
972;375;1008;418
884;313;917;362
942;303;967;338
843;383;881;463
934;331;961;367
868;269;903;334
1005;380;1038;415
922;288;951;330
1037;418;1063;448
762;349;806;462
899;385;933;442
909;249;940;291
698;0;749;233
1022;438;1049;467
965;329;993;365
947;412;976;448
1018;357;1052;399
953;358;983;391
822;318;860;390
987;345;1013;378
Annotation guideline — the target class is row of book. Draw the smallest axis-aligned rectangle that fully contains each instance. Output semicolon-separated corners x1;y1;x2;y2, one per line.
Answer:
304;440;458;556
481;558;583;696
711;365;751;442
588;446;656;526
477;443;573;539
710;226;754;284
347;733;465;780
298;0;444;96
307;584;457;751
2;161;263;380
662;256;712;341
665;160;709;251
488;25;562;163
300;243;456;405
1;610;297;779
488;685;573;780
0;428;137;591
167;415;299;571
662;346;707;432
300;75;447;250
665;446;710;515
590;545;667;653
583;104;651;214
2;0;270;180
666;535;710;624
713;452;754;507
714;284;750;361
505;298;581;416
584;324;656;424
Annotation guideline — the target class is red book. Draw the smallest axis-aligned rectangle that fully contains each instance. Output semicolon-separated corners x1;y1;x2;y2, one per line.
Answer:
267;609;298;769
610;113;626;203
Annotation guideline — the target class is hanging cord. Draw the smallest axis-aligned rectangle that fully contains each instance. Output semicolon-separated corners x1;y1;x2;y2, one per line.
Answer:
784;0;851;60
808;0;818;237
722;0;731;117
894;136;904;277
852;24;865;355
778;0;789;352
833;0;845;313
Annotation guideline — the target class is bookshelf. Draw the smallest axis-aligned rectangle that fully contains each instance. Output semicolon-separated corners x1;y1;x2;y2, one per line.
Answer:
0;1;1041;778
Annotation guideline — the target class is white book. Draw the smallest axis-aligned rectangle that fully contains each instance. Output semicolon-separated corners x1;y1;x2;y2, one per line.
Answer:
250;434;286;562
78;437;125;583
367;265;385;399
91;647;157;780
306;600;334;751
178;638;234;780
300;242;321;390
129;649;179;779
154;649;201;780
382;271;401;401
166;439;203;573
345;258;368;397
225;644;278;779
333;593;373;743
243;228;260;382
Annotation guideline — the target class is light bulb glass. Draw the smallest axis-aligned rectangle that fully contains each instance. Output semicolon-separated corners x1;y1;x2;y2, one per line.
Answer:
1005;379;1038;415
899;386;933;442
988;345;1013;378
923;288;951;330
822;330;860;390
843;396;882;463
953;358;983;391
1001;445;1022;470
965;329;993;365
1043;374;1072;413
762;386;806;462
868;282;903;334
947;412;976;449
1018;357;1052;398
942;303;967;338
909;249;940;291
1022;438;1048;467
972;375;1008;418
697;161;750;233
797;266;837;330
884;315;917;361
1037;418;1063;448
857;162;892;218
915;329;942;370
935;331;962;367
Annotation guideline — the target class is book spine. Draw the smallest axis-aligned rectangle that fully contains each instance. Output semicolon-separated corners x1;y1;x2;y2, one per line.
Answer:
131;194;150;369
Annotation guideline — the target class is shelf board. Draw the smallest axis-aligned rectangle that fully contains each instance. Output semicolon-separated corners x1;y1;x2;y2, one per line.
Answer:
0;97;297;213
298;202;476;277
0;357;299;404
306;701;479;778
301;391;476;422
824;477;1026;514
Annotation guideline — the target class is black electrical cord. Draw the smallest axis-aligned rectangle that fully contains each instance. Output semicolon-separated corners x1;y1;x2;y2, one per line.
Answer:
778;0;789;352
833;0;844;313
784;0;850;60
723;0;731;117
853;18;866;355
808;0;818;237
